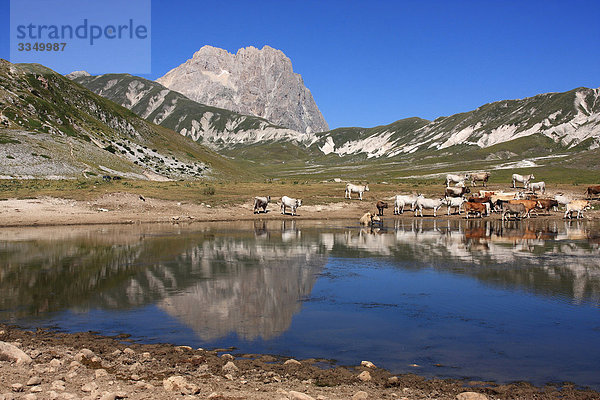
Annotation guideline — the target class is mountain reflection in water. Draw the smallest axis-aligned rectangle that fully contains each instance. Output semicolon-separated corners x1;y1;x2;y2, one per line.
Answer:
1;220;599;332
0;219;599;387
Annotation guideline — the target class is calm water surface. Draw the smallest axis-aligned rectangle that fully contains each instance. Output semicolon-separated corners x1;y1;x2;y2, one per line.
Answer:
1;219;599;388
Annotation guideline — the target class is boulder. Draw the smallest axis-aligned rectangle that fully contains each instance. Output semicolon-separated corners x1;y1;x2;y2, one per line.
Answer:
289;391;315;400
353;391;369;400
222;361;239;373
162;375;199;395
0;341;32;364
357;371;372;382
456;392;489;400
361;361;376;368
26;376;42;386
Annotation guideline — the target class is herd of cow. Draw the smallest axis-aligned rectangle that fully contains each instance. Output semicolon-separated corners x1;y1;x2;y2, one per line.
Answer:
366;173;599;224
252;173;599;224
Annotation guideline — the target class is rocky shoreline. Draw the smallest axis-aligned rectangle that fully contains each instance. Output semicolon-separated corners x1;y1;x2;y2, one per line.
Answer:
0;325;599;400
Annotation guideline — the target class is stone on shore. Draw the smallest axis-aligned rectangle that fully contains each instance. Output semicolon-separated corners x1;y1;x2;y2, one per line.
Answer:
95;369;109;379
50;380;65;391
357;371;372;382
26;377;42;386
361;361;376;368
0;341;32;364
82;382;98;392
457;392;489;400
162;375;199;395
353;391;369;400
289;391;315;400
99;392;127;400
222;361;239;373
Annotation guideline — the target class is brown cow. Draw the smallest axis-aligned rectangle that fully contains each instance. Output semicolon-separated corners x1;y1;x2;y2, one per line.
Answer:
478;190;495;198
467;195;491;204
536;199;559;213
376;201;388;216
464;202;487;219
586;185;600;199
445;186;471;197
508;199;542;218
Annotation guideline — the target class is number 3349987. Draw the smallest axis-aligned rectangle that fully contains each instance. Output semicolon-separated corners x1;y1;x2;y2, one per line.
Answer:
17;42;67;51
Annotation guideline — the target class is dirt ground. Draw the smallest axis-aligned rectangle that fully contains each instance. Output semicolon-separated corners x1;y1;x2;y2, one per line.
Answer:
1;324;599;400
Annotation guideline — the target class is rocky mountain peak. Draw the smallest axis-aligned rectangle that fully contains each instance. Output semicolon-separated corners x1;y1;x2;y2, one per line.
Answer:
65;70;91;80
157;45;328;134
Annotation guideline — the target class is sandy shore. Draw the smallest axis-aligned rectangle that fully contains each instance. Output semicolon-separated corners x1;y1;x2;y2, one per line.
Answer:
0;193;363;227
0;192;598;227
1;325;599;400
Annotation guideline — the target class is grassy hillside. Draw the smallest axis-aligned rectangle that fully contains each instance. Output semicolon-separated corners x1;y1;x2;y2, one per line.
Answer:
0;60;253;181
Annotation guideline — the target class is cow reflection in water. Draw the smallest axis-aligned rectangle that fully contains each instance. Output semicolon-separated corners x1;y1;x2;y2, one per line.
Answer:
463;220;490;251
252;220;301;241
253;220;269;239
461;220;559;251
281;220;300;242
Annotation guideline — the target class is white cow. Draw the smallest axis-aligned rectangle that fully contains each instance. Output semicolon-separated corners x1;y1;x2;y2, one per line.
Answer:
554;194;571;211
529;181;546;194
512;173;535;189
280;196;302;216
393;194;419;214
564;200;591;219
443;197;465;215
414;196;445;217
345;183;369;200
445;174;468;188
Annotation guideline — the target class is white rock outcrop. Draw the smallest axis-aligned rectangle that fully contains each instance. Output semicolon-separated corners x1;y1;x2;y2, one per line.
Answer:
157;45;329;134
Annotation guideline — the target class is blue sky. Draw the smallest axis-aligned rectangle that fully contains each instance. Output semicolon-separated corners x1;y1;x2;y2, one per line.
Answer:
1;0;599;129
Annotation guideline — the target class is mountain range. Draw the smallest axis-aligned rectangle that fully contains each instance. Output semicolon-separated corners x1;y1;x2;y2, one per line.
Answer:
1;43;599;181
70;47;600;179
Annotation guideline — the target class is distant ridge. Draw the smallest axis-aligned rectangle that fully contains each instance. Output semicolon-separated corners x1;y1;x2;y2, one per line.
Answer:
311;86;600;158
71;73;312;148
70;62;600;178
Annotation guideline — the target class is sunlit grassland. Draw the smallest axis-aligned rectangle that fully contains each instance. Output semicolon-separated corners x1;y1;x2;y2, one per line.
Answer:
0;174;596;207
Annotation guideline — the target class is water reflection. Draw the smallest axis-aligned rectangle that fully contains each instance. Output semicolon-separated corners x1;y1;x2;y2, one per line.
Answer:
0;219;599;339
0;219;600;328
0;222;327;341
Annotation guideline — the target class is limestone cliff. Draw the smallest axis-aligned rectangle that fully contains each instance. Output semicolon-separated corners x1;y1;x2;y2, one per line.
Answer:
156;45;329;134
